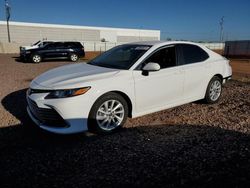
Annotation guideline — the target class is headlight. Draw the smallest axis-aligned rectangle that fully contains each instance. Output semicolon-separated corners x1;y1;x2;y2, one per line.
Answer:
45;87;91;99
25;51;31;54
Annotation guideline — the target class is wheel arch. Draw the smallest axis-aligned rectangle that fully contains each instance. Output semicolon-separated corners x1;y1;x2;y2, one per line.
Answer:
206;74;223;87
203;74;223;99
111;90;133;118
213;74;223;82
204;74;223;104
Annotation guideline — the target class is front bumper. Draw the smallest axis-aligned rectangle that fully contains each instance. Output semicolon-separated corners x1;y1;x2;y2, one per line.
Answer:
26;91;94;134
27;107;85;134
20;52;31;62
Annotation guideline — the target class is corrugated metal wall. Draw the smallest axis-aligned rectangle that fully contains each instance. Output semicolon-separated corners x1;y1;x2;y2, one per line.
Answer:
0;25;10;42
0;22;160;45
117;36;158;43
0;25;100;44
224;41;250;57
0;21;161;53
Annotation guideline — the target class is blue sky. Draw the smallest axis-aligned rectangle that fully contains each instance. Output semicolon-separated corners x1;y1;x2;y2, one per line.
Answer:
1;0;250;41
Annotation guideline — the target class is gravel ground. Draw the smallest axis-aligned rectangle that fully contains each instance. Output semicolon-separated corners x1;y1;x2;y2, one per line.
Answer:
0;54;250;187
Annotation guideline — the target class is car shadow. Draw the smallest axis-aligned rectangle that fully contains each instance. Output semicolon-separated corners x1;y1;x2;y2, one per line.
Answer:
0;123;249;188
1;89;250;187
12;56;22;62
1;88;30;125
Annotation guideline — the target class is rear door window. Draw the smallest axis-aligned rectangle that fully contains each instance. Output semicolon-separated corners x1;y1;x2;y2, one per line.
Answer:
55;42;66;49
65;42;74;48
65;42;83;48
178;44;209;65
45;43;56;49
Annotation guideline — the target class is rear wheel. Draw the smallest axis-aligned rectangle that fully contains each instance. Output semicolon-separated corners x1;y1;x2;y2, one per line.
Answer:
70;53;79;62
31;54;42;63
88;93;128;134
204;76;222;104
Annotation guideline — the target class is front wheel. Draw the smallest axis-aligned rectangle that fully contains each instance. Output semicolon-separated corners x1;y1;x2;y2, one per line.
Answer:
204;76;222;104
88;93;128;134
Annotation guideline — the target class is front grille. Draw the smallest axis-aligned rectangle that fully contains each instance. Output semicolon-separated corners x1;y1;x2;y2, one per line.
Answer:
27;98;67;128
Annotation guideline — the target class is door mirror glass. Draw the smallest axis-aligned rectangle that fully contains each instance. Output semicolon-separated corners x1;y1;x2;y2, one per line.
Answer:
142;62;160;72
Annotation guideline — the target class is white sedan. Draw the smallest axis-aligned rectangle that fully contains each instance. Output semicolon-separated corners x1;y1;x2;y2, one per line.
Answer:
27;41;232;134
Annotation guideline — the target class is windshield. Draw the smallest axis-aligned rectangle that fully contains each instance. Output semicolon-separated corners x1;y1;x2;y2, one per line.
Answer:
88;44;151;70
38;41;50;47
32;40;41;46
38;42;44;47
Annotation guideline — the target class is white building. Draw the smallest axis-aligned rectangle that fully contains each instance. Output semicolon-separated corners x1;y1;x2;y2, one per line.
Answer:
0;21;160;51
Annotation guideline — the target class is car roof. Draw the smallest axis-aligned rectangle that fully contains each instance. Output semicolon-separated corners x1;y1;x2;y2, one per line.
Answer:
53;41;80;43
42;41;54;43
129;41;164;46
129;40;205;47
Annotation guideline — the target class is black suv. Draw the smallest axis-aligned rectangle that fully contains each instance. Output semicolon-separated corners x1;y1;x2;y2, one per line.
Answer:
20;41;85;63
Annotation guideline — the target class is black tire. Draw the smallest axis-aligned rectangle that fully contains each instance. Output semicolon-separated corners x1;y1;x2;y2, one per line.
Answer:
88;92;128;134
204;76;222;104
31;54;42;63
69;53;79;62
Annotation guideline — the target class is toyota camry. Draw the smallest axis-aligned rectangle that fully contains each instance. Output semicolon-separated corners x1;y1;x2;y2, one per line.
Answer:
27;41;232;134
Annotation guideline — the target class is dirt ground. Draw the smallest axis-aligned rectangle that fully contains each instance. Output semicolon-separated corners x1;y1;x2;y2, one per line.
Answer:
0;54;249;187
82;51;102;61
230;59;250;81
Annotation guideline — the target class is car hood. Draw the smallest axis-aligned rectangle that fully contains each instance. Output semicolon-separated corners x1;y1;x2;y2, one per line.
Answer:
31;63;120;89
21;45;38;50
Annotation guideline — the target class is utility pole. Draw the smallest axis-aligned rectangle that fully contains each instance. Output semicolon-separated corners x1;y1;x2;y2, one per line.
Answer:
5;0;11;42
219;16;224;42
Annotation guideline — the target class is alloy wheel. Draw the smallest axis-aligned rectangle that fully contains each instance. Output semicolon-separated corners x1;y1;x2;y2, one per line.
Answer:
71;54;78;61
33;55;41;63
96;99;125;131
209;80;222;101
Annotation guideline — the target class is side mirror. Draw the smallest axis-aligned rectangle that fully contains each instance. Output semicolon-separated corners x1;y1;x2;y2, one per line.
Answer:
142;62;160;72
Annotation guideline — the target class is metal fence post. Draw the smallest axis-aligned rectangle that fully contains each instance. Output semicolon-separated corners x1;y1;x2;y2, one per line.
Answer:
5;0;11;43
